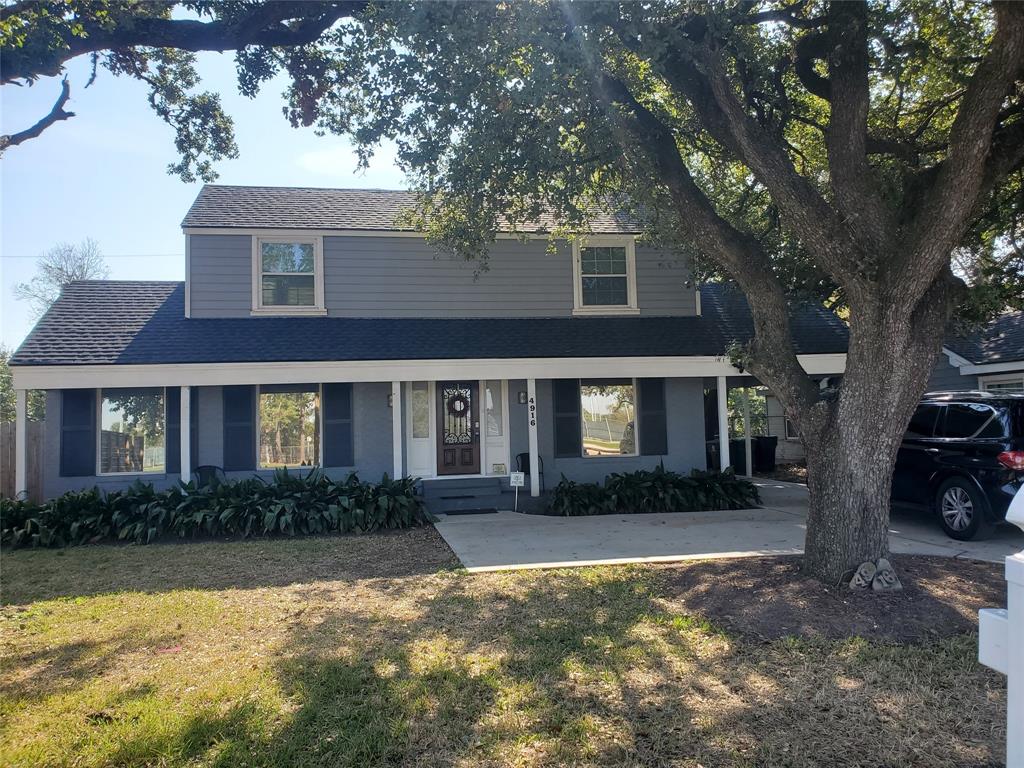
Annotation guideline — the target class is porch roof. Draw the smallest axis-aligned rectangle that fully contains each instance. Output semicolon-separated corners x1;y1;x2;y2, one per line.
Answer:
10;281;848;367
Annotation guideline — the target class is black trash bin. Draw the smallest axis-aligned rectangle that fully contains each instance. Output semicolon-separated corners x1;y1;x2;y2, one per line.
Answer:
752;435;778;473
728;439;747;475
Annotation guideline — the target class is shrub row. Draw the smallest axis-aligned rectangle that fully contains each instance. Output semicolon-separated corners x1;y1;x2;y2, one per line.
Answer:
0;469;427;549
548;466;760;516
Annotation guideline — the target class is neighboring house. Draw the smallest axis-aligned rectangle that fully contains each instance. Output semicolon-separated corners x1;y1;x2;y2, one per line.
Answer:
8;185;848;507
928;311;1024;393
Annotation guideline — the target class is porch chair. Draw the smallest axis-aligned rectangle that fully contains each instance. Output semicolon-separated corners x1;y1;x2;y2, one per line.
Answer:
192;465;227;488
515;453;545;494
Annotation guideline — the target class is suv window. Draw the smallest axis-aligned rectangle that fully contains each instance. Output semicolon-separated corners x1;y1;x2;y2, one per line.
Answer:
906;404;941;438
940;402;1003;439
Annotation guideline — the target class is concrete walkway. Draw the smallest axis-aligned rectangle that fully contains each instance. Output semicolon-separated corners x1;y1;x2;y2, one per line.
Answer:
433;478;1024;572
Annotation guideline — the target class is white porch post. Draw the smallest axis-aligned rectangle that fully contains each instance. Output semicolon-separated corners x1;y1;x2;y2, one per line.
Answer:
391;381;402;478
742;388;752;476
14;389;27;497
527;378;539;497
716;376;730;472
180;386;191;482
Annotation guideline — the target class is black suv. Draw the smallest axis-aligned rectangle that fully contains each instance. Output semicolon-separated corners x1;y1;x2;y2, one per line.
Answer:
893;390;1024;540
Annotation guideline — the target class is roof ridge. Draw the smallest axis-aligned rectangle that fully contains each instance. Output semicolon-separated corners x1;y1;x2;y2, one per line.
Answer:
202;184;415;194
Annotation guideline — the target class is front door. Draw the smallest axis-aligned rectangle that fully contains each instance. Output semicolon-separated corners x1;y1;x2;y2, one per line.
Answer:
437;381;481;475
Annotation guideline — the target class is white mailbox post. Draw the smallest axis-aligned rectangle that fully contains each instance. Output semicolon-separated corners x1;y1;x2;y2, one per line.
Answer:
979;486;1024;767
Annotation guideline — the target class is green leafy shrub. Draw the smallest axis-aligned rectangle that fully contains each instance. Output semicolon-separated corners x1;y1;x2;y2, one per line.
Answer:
0;469;426;549
548;466;759;516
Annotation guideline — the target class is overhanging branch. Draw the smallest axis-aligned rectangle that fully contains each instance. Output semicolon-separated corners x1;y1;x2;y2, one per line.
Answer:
0;78;74;153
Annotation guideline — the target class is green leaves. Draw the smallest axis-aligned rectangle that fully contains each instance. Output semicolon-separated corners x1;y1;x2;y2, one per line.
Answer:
548;466;760;516
0;470;427;549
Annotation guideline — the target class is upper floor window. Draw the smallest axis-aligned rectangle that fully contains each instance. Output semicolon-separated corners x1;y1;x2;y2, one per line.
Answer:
252;236;325;315
572;238;638;315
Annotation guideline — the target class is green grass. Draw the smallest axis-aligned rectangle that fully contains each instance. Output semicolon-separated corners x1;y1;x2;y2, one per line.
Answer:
0;530;1006;767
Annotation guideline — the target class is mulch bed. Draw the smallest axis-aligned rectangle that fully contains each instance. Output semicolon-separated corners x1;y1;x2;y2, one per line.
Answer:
755;463;808;484
656;554;1005;643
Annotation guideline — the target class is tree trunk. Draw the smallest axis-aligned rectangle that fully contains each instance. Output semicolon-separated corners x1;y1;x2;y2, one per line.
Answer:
794;278;957;583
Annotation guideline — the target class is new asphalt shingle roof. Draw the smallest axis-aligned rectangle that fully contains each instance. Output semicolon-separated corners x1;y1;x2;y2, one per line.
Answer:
181;185;646;233
946;311;1024;366
10;282;848;367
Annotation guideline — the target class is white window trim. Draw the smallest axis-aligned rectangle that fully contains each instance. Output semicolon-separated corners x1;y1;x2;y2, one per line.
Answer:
255;384;324;470
979;373;1024;391
251;234;326;316
96;387;168;477
784;417;799;440
580;377;639;459
572;237;640;316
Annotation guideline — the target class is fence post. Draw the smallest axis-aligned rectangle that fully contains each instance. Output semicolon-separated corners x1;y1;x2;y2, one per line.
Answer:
979;489;1024;767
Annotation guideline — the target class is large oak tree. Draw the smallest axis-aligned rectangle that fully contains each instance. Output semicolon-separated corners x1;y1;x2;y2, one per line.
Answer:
4;1;1023;582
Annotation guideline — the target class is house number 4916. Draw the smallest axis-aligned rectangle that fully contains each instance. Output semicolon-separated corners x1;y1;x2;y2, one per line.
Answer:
528;397;536;427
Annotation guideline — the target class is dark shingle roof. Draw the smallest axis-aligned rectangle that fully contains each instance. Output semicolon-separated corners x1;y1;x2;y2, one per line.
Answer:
181;184;645;233
11;282;847;367
946;311;1024;366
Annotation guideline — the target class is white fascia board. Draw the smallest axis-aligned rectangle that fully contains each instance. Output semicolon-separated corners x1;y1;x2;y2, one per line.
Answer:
960;360;1024;375
941;346;973;368
11;353;845;389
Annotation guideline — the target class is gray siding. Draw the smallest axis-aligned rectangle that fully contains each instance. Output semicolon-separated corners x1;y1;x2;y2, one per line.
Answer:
41;382;393;499
188;234;252;316
188;234;698;319
927;356;973;392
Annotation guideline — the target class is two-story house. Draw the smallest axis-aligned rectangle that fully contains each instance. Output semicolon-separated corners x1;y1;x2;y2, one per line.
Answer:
9;185;848;508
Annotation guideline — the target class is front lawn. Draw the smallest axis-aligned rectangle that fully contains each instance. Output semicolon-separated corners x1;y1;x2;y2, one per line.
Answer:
0;529;1006;767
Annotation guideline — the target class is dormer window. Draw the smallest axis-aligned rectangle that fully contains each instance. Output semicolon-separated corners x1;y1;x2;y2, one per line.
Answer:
572;237;639;315
251;235;326;315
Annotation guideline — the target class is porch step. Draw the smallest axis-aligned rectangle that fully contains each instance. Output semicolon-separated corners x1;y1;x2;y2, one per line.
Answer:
419;477;505;514
420;477;503;500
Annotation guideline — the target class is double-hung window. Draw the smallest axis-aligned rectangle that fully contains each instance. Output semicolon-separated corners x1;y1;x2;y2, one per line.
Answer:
257;385;321;468
98;388;165;474
580;378;637;456
572;238;638;315
253;236;325;314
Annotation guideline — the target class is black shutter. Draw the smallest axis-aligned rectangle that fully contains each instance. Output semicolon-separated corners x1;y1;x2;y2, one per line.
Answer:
323;383;354;467
552;379;582;458
60;389;96;477
223;385;256;471
638;378;668;456
166;387;180;474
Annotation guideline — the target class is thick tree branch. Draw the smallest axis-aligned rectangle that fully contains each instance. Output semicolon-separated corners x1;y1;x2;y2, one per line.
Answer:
898;2;1024;298
824;2;896;254
0;78;74;153
592;73;822;425
1;2;368;85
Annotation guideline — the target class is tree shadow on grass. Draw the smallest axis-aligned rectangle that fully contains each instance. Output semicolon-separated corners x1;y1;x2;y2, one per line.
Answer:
1;526;460;604
236;569;1004;767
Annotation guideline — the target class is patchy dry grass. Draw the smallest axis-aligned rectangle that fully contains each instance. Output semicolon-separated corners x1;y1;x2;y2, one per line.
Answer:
0;529;1006;767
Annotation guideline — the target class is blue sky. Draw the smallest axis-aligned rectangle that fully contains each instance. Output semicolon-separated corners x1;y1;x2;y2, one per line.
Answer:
1;52;405;350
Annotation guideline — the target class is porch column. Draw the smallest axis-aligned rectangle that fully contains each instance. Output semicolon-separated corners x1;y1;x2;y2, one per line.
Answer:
742;387;752;477
391;381;402;478
716;376;730;472
527;378;539;497
14;389;27;497
180;386;191;482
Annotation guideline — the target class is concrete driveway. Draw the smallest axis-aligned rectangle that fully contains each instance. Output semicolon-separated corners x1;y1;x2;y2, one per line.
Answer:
433;479;1024;572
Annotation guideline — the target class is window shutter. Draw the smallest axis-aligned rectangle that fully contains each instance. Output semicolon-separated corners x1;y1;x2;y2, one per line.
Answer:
60;389;96;477
322;383;354;467
166;387;181;474
638;378;668;456
552;379;582;458
223;385;256;471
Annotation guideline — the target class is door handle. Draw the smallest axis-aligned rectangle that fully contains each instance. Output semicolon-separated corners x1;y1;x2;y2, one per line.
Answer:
925;448;940;453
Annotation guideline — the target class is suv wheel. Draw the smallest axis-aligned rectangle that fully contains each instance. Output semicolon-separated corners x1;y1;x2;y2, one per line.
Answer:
935;477;993;541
